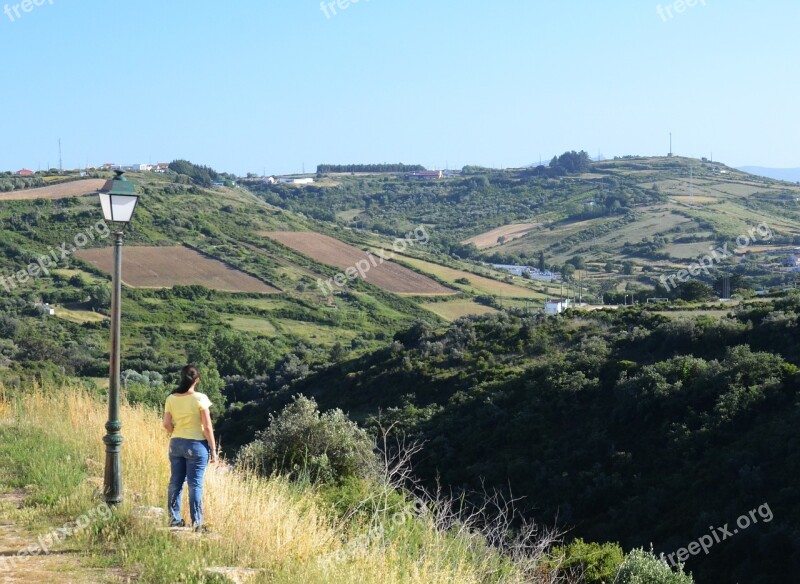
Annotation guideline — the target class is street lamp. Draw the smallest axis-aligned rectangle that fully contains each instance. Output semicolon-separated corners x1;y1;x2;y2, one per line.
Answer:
98;171;140;506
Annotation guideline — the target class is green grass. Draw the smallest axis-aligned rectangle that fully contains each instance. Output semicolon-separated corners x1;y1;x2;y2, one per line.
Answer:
0;423;86;508
275;319;359;345
395;255;546;299
336;208;364;221
421;299;498;321
236;297;286;311
226;315;277;335
54;306;107;324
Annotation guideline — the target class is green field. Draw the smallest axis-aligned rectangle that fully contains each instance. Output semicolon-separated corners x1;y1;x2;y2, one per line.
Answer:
226;315;278;335
395;255;546;299
421;299;499;321
54;306;107;324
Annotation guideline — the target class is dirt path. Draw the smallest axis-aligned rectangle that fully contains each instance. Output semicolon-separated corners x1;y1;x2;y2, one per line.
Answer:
0;490;114;583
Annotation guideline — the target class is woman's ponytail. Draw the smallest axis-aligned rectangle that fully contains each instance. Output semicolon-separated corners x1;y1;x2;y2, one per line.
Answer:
176;365;200;394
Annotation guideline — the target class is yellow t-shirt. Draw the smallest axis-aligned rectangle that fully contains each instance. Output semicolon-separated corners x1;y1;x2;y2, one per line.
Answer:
165;392;212;441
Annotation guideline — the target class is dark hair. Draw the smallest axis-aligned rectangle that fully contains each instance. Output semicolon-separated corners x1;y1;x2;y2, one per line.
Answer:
175;365;200;394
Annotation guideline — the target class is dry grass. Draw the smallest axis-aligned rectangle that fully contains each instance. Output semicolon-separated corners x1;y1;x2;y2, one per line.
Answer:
422;300;499;321
0;179;106;201
463;223;540;249
3;388;554;584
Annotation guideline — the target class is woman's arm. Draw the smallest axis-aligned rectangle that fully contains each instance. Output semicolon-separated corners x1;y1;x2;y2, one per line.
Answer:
162;412;174;433
199;408;218;463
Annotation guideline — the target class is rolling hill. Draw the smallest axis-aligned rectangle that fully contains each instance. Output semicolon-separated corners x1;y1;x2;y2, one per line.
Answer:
1;157;797;583
254;156;800;302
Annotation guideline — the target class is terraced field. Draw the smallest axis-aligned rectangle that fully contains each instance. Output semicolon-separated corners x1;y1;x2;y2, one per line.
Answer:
393;254;546;299
463;223;540;249
262;232;455;295
421;299;499;321
76;246;279;293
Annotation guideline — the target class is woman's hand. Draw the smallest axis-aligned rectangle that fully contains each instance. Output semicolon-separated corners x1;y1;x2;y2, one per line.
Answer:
209;450;218;465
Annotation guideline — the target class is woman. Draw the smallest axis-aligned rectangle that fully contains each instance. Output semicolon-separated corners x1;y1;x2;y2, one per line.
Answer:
163;365;217;530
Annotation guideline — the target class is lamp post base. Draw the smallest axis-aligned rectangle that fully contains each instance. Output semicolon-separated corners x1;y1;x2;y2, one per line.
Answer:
102;421;124;506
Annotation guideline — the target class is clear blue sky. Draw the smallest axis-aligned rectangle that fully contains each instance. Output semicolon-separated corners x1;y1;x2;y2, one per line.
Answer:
1;0;798;175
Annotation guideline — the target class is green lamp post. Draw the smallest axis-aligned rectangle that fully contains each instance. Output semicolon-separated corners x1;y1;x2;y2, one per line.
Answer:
97;170;140;506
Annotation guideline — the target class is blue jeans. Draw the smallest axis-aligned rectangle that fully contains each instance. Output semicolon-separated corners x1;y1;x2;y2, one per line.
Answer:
168;438;210;527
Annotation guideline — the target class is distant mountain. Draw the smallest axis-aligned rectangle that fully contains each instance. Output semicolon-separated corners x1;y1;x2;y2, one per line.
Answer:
738;166;800;182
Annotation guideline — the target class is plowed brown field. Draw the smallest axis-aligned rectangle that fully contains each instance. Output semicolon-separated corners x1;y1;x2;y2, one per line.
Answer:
76;246;279;293
262;232;455;295
0;179;107;201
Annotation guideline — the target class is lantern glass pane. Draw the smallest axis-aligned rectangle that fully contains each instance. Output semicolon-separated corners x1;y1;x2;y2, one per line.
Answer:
98;193;113;222
109;195;139;223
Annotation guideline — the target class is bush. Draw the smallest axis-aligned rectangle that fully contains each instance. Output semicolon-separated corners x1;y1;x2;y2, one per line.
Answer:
615;549;693;584
122;369;167;409
554;538;624;583
237;395;378;484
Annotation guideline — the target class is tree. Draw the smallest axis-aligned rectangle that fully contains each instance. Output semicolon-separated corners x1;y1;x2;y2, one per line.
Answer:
561;264;576;280
330;342;347;362
677;280;715;302
569;255;586;270
88;284;111;310
622;261;635;275
68;274;86;288
537;251;546;272
604;260;616;273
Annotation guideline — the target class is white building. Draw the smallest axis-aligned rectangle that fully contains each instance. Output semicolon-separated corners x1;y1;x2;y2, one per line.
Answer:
545;298;571;315
279;177;314;185
492;264;528;277
34;302;56;316
491;264;560;281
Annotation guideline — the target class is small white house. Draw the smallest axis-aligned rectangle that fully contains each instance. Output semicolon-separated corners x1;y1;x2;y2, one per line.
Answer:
545;298;571;315
34;302;56;316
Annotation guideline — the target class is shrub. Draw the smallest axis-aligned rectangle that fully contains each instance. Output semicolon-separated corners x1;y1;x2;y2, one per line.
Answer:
237;395;378;484
554;538;625;583
615;549;694;584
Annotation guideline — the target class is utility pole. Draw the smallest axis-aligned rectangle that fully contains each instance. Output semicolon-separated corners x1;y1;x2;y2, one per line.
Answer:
59;138;63;172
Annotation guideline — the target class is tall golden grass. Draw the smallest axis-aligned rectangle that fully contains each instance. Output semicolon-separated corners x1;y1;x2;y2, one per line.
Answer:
4;387;543;583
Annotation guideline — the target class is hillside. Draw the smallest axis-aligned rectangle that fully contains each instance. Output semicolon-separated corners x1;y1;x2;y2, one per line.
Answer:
0;386;693;583
252;156;800;302
0;160;795;582
219;295;800;584
0;169;553;390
